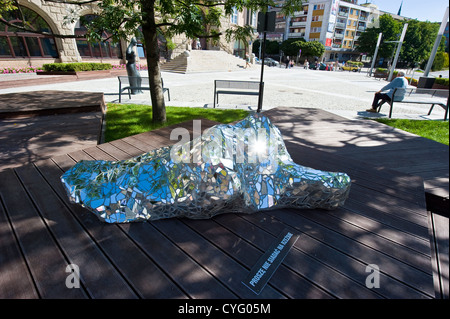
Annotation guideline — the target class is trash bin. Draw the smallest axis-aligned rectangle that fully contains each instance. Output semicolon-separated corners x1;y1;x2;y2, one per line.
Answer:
418;76;435;89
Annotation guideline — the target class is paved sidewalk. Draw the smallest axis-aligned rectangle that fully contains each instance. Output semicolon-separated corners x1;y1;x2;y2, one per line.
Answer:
0;67;448;121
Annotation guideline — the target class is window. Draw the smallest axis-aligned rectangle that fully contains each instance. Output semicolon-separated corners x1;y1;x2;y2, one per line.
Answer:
75;15;121;59
0;6;58;58
231;7;238;24
313;3;325;10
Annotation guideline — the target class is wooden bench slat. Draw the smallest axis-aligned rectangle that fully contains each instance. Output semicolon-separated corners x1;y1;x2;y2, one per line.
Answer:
379;88;448;120
185;217;335;298
118;76;170;103
240;211;432;299
275;208;434;297
0;190;39;298
214;80;261;108
153;218;286;299
34;157;188;298
214;214;385;299
0;169;89;298
14;163;139;298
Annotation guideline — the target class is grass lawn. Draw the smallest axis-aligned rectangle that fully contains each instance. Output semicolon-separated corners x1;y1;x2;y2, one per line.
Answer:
373;118;449;145
104;103;250;142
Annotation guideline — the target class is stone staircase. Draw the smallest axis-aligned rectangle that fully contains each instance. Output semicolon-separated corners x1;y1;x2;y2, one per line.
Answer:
160;50;248;74
160;53;188;74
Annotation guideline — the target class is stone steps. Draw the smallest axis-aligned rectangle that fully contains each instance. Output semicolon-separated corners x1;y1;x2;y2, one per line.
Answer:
161;50;249;74
160;54;187;74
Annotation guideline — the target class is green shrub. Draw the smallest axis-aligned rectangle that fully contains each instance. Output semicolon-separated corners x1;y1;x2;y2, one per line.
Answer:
432;52;449;71
42;62;112;72
375;67;388;73
434;77;449;86
405;76;418;86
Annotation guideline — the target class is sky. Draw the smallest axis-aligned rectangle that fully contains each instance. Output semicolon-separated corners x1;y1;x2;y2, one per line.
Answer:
364;0;449;22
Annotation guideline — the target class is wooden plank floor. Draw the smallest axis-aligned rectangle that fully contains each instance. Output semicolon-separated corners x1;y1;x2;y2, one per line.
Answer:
262;108;449;200
0;113;438;299
263;107;448;299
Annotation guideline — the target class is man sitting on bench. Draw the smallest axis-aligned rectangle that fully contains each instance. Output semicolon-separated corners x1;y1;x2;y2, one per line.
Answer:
366;71;408;113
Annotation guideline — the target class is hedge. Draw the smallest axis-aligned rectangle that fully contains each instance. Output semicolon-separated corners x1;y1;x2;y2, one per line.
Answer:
42;62;112;72
434;77;449;86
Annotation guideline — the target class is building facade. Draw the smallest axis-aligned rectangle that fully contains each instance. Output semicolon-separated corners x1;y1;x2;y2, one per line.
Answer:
0;0;256;69
269;0;407;63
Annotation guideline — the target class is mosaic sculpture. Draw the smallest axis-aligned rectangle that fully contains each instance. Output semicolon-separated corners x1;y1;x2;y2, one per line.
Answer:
61;114;351;223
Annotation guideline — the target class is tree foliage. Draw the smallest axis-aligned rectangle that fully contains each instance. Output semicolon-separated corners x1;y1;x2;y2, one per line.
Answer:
0;0;305;123
280;38;305;57
355;14;400;59
356;14;445;68
299;41;325;60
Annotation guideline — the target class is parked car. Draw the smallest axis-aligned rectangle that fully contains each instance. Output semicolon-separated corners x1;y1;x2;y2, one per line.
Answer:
340;61;360;72
264;58;279;67
309;62;318;70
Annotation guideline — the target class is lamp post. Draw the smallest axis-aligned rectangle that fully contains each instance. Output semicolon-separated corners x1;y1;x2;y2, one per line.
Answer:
368;32;382;77
423;7;449;77
256;10;276;113
387;23;408;82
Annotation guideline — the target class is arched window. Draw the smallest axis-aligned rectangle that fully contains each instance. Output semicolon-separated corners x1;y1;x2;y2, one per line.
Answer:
75;15;121;59
0;6;58;58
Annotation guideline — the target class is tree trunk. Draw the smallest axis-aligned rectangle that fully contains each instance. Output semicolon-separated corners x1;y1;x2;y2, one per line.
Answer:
141;0;166;124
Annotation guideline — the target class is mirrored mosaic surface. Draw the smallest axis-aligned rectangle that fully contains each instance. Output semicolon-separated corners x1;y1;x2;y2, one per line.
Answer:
61;114;351;223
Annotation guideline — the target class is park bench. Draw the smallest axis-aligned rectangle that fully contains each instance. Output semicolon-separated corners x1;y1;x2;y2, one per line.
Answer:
377;87;449;120
213;80;261;108
118;76;170;103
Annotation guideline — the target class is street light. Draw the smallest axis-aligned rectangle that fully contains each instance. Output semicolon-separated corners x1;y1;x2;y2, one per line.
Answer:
423;7;449;77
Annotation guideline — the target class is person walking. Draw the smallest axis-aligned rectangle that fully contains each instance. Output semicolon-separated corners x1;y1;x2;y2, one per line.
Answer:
366;71;408;112
245;53;251;69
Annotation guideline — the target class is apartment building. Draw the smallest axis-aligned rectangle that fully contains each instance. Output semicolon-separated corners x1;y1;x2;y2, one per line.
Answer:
277;0;381;62
268;0;410;63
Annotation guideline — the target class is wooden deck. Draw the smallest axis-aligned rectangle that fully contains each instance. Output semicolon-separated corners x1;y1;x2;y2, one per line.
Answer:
1;107;446;299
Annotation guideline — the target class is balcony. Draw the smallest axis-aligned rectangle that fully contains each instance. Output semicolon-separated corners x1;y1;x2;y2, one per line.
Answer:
357;26;366;31
359;16;367;21
338;11;348;17
293;10;307;16
332;44;342;48
291;21;307;27
288;32;306;38
335;22;346;29
334;33;344;39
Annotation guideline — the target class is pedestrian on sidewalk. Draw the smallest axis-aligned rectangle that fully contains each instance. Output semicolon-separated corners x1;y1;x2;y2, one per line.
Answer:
366;71;408;113
245;53;251;68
